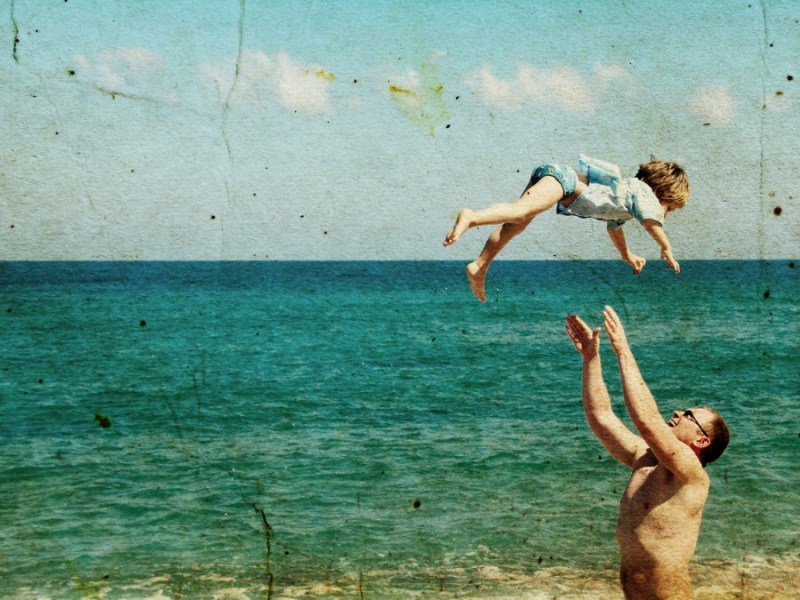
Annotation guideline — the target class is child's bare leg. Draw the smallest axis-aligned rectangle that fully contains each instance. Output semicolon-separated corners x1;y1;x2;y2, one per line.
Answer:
443;176;565;247
466;219;531;302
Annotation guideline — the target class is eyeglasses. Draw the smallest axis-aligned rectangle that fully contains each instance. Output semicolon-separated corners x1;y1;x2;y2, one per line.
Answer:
683;410;711;439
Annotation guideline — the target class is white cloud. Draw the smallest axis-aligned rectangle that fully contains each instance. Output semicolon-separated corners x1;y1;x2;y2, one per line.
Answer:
74;48;166;94
200;50;334;114
464;62;614;112
688;86;736;126
593;62;627;82
464;65;521;109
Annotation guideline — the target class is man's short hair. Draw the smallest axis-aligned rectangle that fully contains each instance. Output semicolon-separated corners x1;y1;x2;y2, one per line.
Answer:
699;407;730;465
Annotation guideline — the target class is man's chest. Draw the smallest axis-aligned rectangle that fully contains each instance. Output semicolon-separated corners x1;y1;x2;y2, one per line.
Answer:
621;465;682;513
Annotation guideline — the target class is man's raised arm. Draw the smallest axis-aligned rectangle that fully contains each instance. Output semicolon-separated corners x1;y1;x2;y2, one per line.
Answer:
602;306;706;481
565;314;640;468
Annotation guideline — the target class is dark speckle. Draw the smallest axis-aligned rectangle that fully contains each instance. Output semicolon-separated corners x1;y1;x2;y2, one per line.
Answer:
67;69;75;76
139;319;147;327
788;75;794;81
763;289;770;299
94;413;111;428
210;215;216;220
773;206;782;216
413;499;421;509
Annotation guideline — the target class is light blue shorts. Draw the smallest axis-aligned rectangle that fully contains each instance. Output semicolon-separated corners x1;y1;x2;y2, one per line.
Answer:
531;163;578;199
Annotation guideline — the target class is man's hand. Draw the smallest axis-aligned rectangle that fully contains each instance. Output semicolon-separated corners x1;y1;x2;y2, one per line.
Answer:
565;314;601;360
603;306;632;357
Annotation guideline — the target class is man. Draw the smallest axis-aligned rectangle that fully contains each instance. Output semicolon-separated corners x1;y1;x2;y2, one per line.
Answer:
565;306;729;599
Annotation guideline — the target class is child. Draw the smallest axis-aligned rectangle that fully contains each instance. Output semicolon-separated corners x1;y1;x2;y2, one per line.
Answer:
442;154;690;302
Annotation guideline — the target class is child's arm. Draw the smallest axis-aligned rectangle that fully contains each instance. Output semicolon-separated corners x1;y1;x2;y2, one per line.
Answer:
606;225;646;274
641;220;680;273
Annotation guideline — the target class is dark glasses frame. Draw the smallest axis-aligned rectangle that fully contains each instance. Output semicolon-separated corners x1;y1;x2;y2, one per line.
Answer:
683;409;711;439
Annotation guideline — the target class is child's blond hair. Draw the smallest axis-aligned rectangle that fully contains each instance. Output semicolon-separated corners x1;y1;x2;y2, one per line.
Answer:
636;157;690;209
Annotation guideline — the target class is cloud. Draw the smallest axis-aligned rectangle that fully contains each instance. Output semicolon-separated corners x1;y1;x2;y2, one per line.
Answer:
688;86;736;125
200;50;334;113
74;48;166;96
464;62;623;112
593;63;627;83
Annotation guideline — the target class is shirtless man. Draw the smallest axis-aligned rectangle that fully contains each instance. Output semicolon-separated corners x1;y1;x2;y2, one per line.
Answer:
565;306;729;599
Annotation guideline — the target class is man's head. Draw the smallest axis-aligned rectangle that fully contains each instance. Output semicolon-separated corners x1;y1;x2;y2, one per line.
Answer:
636;157;690;211
669;407;730;466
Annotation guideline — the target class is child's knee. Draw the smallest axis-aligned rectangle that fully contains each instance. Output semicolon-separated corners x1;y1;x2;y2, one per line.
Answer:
502;218;532;233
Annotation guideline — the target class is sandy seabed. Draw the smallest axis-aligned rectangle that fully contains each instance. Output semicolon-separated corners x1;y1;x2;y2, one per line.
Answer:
260;555;800;600
9;555;799;599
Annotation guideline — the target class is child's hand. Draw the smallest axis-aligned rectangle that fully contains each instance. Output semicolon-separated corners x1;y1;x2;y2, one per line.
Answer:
565;314;600;359
603;306;631;357
626;254;646;274
661;249;680;273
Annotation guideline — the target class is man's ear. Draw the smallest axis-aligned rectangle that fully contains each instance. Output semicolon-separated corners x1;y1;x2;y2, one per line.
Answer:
694;435;711;449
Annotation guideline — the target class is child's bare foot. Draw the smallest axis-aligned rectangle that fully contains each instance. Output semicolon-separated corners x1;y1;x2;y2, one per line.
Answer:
466;262;487;302
443;209;474;247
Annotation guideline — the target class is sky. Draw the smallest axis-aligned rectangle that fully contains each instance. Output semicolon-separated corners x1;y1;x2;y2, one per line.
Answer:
1;0;798;260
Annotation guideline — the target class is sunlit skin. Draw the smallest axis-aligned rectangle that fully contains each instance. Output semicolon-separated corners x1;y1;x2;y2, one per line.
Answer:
566;307;714;600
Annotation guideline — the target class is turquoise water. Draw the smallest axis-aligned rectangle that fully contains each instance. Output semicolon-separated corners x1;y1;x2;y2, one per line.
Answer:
1;260;798;599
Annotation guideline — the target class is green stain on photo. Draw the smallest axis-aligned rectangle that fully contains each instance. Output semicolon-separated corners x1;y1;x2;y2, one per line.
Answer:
388;54;450;136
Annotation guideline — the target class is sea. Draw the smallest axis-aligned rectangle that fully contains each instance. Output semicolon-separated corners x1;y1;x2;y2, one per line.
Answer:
0;260;798;600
